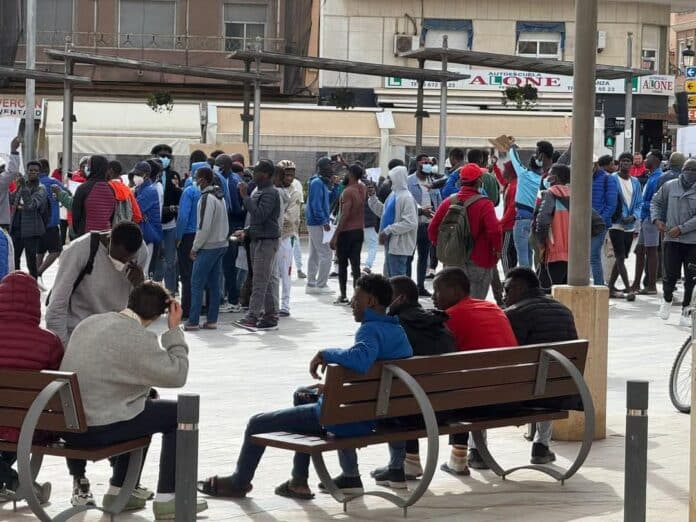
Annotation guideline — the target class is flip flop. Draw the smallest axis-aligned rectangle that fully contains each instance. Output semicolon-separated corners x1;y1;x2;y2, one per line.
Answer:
274;480;315;500
196;476;252;498
440;462;471;477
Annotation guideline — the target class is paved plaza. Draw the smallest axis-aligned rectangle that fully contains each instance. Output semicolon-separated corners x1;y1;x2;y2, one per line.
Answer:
1;247;692;521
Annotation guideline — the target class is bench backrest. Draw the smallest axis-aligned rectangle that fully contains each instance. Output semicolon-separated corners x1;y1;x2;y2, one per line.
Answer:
0;369;87;433
319;340;588;426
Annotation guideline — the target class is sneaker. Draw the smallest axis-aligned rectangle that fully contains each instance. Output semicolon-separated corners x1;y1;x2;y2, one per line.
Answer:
530;442;556;465
102;492;146;511
256;319;279;331
659;300;672;320
315;286;335;295
152;498;208;520
425;271;435;280
680;308;692;328
305;285;320;294
333;296;350;305
219;303;237;313
418;287;432;298
235;317;258;329
372;468;407;490
134;484;155;501
71;477;96;507
279;310;291;317
467;449;490;470
297;270;307;279
318;474;364;495
404;458;423;480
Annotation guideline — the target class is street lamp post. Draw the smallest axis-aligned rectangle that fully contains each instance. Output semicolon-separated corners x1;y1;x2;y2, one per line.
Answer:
683;44;695;71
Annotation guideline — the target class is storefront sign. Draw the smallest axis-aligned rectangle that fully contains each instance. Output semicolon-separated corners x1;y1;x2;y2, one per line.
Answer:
0;96;42;119
686;80;696;93
385;68;674;96
688;95;696;108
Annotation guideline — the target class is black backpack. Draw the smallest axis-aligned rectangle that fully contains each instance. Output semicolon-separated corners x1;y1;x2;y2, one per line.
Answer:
45;232;101;306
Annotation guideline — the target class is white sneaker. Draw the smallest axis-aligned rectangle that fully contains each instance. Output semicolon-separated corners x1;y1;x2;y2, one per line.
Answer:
71;477;95;507
305;285;320;294
219;303;236;313
404;458;423;480
315;286;335;295
680;308;692;328
659;300;672;320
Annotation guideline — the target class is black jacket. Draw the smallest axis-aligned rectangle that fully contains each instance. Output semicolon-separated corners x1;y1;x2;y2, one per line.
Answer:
161;168;182;225
504;289;578;345
391;302;456;355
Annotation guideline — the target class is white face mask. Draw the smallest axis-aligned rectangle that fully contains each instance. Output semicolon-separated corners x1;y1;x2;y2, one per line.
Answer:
108;240;127;272
133;175;144;187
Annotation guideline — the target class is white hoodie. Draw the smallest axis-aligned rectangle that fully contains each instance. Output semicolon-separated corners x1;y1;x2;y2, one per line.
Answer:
368;166;418;256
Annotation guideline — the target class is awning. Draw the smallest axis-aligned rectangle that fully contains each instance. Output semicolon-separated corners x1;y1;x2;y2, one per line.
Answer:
0;66;90;83
401;48;654;80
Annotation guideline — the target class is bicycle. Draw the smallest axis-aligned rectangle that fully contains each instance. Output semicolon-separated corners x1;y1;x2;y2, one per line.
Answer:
669;335;692;414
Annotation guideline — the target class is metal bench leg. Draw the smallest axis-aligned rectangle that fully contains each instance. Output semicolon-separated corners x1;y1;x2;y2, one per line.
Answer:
473;349;595;483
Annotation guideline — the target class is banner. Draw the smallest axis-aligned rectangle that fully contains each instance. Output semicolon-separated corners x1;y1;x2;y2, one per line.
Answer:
0;96;42;119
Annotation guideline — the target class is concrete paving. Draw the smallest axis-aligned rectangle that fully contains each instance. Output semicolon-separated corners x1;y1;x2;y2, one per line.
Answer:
1;247;691;521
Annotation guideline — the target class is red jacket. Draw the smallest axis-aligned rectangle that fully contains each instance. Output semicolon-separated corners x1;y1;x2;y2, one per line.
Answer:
0;272;64;442
500;179;517;232
445;297;518;351
51;168;63;182
428;186;502;269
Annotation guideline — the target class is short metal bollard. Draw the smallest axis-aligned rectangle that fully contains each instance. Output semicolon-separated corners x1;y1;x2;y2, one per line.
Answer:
624;380;648;522
175;394;200;522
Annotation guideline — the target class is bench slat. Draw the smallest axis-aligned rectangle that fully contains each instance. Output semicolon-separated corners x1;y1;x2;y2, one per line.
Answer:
0;408;76;431
0;389;63;412
251;410;569;453
0;436;151;461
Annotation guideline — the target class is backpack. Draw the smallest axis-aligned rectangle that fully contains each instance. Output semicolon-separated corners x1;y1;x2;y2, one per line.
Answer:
45;232;101;306
436;194;485;267
112;197;133;226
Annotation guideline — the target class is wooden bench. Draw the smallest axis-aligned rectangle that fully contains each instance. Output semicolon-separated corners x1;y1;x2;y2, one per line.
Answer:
252;340;593;515
0;369;150;522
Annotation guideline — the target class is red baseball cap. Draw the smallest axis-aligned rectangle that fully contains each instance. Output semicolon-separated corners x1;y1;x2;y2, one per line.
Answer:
459;163;484;183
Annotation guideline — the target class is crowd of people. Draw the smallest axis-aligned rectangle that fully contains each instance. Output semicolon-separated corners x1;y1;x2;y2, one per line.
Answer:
0;132;692;517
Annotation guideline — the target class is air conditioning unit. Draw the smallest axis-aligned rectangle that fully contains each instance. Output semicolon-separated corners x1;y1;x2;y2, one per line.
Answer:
394;34;419;56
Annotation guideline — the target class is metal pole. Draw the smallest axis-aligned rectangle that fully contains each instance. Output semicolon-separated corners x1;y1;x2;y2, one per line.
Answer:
624;380;648;522
624;32;633;154
24;0;37;160
62;59;73;183
175;394;200;522
438;36;448;168
242;61;251;144
415;59;425;155
567;0;598;286
252;59;261;164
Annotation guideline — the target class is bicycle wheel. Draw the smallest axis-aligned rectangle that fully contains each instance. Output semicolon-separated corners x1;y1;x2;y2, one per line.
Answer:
669;336;692;414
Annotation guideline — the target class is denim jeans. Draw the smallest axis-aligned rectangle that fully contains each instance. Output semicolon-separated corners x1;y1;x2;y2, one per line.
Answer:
223;240;239;304
414;222;431;289
188;247;226;326
229;403;359;488
176;233;195;318
513;218;533;268
590;229;607;285
160;228;178;293
363;227;378;269
387;253;410;277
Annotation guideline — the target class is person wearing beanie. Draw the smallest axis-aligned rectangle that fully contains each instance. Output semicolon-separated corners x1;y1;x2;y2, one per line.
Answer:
657;151;687;190
428;163;502;299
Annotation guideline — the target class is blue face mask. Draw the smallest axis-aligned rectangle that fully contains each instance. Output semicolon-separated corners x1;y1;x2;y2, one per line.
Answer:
543;177;552;189
84;166;91;177
421;164;433;174
213;165;221;175
160;156;171;169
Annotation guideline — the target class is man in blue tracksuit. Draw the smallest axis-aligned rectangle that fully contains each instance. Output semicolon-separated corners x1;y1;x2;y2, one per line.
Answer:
509;144;543;268
305;157;335;294
632;150;663;294
37;161;68;278
591;155;619;286
197;273;412;499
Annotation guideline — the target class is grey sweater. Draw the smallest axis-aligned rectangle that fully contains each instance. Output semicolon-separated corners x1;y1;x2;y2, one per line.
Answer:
60;312;189;426
0;153;19;226
244;181;280;240
46;232;149;346
193;186;229;252
651;175;696;244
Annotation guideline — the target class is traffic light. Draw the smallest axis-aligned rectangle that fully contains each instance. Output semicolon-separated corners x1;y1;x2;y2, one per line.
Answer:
604;130;616;148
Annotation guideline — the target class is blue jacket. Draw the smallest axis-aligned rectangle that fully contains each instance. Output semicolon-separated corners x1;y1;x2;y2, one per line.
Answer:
641;168;663;221
408;173;443;210
0;228;11;280
592;170;619;226
611;174;643;232
318;308;413;437
176;184;201;240
509;146;542;216
223;170;245;230
440;171;460;199
38;173;66;228
135;180;162;245
306;175;332;226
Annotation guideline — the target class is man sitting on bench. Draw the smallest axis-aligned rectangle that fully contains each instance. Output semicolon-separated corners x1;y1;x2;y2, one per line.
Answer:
198;273;413;500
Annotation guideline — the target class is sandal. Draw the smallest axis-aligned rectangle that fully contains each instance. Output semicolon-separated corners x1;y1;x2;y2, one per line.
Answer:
184;324;200;331
202;323;217;330
196;476;251;498
439;462;471;477
274;480;315;500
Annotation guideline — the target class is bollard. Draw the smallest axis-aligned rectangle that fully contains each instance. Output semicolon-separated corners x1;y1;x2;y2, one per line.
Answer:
175;394;200;522
624;380;648;522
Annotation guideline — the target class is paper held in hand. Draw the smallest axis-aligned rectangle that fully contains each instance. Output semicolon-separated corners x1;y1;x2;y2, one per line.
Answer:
488;135;513;153
322;222;337;244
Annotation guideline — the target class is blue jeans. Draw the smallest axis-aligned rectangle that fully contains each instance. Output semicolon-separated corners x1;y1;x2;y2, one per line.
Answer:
387;253;410;277
292;235;303;272
188;247;226;326
223;240;239;304
229;403;359;488
363;227;378;269
155;228;178;293
590;229;607;285
513;218;533;268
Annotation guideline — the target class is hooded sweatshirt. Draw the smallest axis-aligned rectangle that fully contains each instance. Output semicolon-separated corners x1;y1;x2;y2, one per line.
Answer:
0;272;64;442
650;173;696;245
135;179;163;245
389;302;456;355
305;174;332;226
109;180;143;224
535;184;570;263
193;185;229;252
368;166;418;256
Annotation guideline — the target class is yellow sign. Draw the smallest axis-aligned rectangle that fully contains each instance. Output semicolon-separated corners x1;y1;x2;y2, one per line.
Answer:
689;94;696;108
686;80;696;93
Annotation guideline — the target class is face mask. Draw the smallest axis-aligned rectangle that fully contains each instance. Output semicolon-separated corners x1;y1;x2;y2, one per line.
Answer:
543;177;552;190
213;165;221;175
421;164;433;174
535;158;544;168
108;240;127;272
160;157;171;169
84;166;91;177
431;165;438;175
684;170;696;185
133;175;144;186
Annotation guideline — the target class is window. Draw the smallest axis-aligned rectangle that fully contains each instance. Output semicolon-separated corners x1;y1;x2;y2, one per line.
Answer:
517;32;562;60
641;24;661;72
224;3;267;52
119;0;176;49
22;0;73;45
